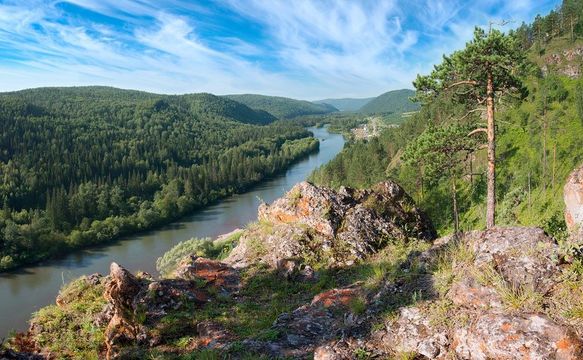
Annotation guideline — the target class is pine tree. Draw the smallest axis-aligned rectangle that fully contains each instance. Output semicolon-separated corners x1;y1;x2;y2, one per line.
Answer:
413;27;528;228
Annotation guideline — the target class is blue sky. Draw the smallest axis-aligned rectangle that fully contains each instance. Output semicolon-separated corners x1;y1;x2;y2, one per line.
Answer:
0;0;559;100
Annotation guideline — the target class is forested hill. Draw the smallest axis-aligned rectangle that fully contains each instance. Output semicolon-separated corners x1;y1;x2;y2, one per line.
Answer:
358;89;419;114
0;86;319;271
312;97;373;112
1;86;277;125
224;94;338;119
310;0;583;237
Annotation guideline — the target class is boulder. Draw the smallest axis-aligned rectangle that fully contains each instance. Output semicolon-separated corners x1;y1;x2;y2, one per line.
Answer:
565;164;583;230
225;181;435;269
101;262;217;358
381;307;449;359
104;263;143;359
374;227;582;359
453;313;583;359
246;284;366;358
462;227;559;295
174;256;240;295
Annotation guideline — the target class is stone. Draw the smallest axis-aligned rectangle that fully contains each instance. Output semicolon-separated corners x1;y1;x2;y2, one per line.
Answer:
565;164;583;230
448;275;502;310
194;321;234;349
381;307;450;359
247;284;365;358
464;227;559;294
453;313;583;360
103;263;143;360
174;256;240;295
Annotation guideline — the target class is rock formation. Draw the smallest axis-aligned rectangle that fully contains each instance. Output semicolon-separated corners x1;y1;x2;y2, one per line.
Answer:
565;164;583;230
225;181;436;270
321;227;583;359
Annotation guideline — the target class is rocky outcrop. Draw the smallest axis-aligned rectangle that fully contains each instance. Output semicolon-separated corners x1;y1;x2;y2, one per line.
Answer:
544;47;583;78
225;181;436;269
98;260;240;358
565;164;583;230
104;263;143;359
370;227;583;360
22;177;583;359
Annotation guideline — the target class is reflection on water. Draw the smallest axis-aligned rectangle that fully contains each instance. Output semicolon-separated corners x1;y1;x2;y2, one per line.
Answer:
0;127;344;337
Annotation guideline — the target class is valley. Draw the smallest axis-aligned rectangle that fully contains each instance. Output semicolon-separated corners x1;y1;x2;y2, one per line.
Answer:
2;1;583;359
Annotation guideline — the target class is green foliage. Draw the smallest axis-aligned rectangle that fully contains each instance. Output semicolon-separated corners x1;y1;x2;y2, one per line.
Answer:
0;87;320;271
402;123;481;182
358;89;419;115
576;77;583;123
512;0;583;48
224;94;337;119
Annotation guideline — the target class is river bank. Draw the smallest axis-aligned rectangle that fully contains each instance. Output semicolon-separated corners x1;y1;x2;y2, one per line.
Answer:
0;126;344;338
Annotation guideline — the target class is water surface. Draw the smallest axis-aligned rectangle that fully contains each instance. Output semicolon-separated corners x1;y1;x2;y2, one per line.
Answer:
0;126;344;337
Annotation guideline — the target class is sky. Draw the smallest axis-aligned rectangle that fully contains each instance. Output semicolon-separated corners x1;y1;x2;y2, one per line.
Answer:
0;0;559;100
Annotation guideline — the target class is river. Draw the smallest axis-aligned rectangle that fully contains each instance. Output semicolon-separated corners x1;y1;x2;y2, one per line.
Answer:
0;126;344;338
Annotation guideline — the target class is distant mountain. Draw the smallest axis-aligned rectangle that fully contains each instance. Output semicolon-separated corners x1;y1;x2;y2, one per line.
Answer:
359;89;419;115
3;86;277;125
313;97;374;112
224;94;338;119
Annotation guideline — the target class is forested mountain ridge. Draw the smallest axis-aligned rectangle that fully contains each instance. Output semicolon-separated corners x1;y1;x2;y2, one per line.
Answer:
0;86;319;270
224;93;338;119
312;97;373;112
1;86;277;125
358;89;420;115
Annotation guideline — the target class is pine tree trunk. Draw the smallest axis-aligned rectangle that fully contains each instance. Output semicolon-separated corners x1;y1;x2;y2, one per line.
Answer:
486;72;496;229
553;140;557;187
542;118;547;191
452;176;459;235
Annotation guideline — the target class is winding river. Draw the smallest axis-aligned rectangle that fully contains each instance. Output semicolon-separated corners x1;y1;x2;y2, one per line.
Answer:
0;127;344;338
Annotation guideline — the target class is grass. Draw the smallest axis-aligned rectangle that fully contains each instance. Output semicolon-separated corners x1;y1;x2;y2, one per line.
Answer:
27;276;107;359
289;188;302;206
472;264;544;313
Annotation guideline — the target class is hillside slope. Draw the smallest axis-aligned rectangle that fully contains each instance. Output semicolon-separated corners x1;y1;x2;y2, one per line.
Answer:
359;89;420;115
310;36;583;236
313;97;373;112
224;93;338;119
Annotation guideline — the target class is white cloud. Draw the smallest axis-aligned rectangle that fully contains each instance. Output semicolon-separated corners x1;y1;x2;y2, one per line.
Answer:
0;0;559;99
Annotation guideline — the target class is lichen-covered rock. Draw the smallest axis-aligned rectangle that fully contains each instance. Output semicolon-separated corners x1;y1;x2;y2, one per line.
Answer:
104;263;144;359
565;164;583;230
460;227;559;294
174;256;240;295
101;262;218;358
246;284;365;358
448;275;502;309
373;227;583;359
193;321;234;349
453;313;583;359
225;181;435;269
381;307;450;359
